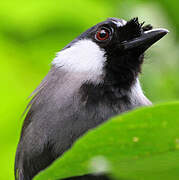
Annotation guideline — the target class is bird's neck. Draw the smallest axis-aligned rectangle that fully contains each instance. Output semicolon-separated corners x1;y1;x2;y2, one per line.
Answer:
48;67;151;111
80;77;151;111
128;78;152;107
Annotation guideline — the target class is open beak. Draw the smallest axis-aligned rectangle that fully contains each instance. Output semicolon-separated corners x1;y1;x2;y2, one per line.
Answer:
122;28;169;52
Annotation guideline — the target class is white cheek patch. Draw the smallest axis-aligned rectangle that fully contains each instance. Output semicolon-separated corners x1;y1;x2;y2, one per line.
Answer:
52;39;106;83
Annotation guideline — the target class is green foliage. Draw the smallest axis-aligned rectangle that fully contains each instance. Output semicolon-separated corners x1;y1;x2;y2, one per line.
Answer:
35;102;179;180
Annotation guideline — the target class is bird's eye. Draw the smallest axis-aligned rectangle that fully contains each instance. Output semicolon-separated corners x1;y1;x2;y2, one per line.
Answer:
96;28;110;41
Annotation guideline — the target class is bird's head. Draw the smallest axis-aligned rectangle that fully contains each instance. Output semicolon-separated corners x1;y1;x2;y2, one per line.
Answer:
53;17;168;90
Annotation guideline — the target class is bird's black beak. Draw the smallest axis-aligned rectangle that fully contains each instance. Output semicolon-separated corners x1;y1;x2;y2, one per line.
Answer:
121;28;169;52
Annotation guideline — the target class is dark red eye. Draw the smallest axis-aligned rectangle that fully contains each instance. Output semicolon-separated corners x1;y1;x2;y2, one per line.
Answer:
96;28;110;41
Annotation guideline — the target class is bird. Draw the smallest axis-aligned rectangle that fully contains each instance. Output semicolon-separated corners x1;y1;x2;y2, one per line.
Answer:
15;17;168;180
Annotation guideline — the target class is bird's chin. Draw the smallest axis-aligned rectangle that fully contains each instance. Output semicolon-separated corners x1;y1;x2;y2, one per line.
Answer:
120;28;169;53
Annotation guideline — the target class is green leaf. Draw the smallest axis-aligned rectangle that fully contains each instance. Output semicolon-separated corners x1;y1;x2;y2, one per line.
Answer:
35;102;179;180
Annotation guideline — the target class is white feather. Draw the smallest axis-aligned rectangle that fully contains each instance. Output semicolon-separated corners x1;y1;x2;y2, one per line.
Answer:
52;39;106;83
130;78;152;106
112;20;127;27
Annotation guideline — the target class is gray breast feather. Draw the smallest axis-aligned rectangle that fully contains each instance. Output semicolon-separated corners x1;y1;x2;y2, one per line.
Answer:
15;67;151;180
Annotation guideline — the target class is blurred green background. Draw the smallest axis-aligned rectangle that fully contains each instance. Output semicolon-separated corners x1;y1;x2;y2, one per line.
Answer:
0;0;179;179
